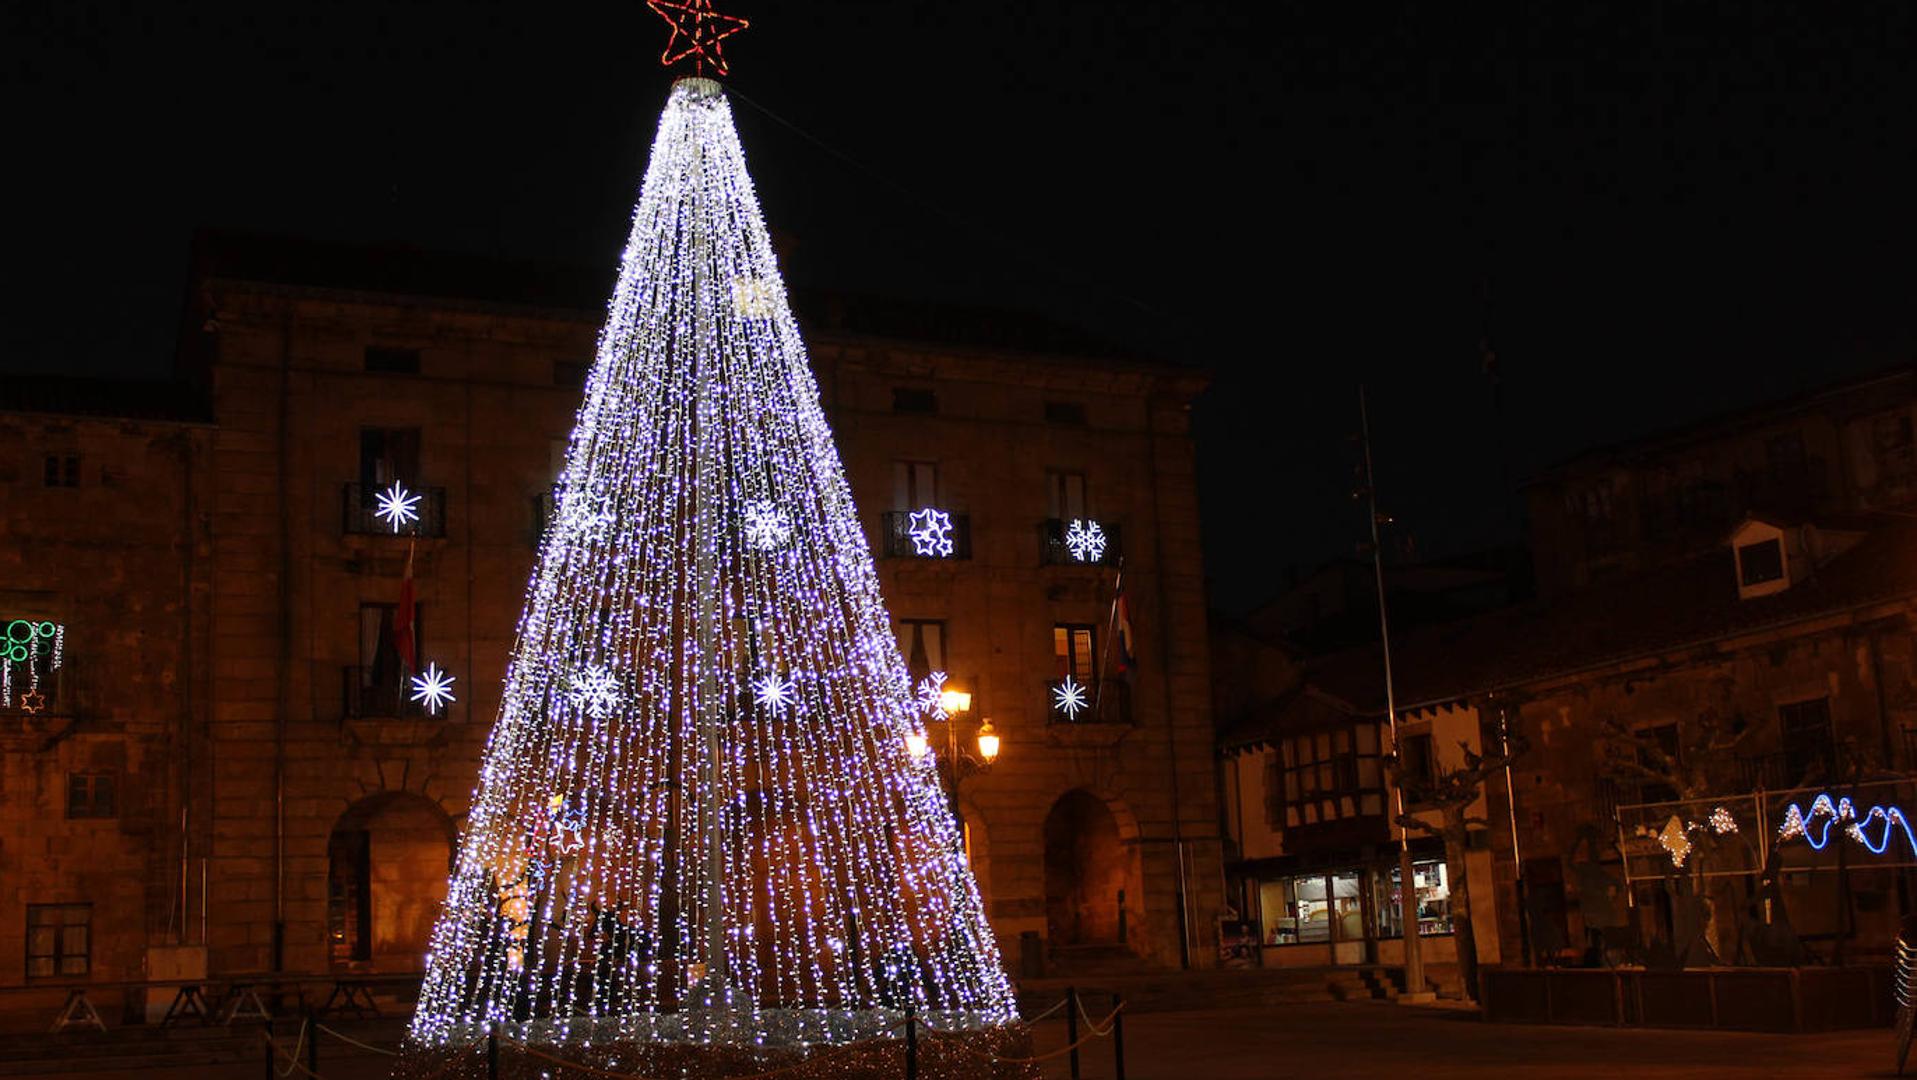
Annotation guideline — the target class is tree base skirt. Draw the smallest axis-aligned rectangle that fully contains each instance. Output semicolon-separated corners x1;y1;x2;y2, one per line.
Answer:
396;1023;1040;1079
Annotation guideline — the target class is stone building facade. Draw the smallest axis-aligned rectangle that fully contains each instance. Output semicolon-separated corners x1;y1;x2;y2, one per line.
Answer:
0;231;1219;1005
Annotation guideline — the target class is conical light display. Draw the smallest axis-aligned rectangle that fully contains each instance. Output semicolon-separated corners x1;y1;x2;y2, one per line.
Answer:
406;77;1017;1052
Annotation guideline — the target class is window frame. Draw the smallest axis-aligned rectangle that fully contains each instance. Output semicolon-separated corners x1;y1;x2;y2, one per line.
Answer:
891;460;940;511
1045;471;1089;521
1052;623;1098;687
65;771;116;820
1737;538;1785;586
896;619;948;682
25;903;91;979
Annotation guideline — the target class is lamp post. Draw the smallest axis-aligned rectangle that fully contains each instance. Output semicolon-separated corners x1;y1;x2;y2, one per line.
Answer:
906;682;1000;846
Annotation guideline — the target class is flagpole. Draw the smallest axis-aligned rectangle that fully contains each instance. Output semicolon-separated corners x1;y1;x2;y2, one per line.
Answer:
1095;557;1123;725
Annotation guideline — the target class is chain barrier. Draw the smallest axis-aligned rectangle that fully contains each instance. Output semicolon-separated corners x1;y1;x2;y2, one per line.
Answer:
507;1016;914;1080
259;994;1119;1079
315;1022;402;1056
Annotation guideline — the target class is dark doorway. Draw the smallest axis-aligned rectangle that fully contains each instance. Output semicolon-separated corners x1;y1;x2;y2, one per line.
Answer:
1043;790;1125;946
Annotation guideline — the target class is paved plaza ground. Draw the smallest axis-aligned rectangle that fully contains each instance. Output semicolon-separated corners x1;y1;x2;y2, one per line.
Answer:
26;1002;1905;1079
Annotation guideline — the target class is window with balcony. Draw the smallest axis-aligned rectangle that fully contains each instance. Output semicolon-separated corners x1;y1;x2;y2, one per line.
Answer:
1045;471;1087;520
345;427;444;536
346;603;425;719
882;461;968;558
26;904;89;978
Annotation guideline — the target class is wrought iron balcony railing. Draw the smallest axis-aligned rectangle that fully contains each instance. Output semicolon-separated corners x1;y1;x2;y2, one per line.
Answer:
342;665;429;720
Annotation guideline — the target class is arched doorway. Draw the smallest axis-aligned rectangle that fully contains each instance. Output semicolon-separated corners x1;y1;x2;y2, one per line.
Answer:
1043;790;1127;946
327;792;454;970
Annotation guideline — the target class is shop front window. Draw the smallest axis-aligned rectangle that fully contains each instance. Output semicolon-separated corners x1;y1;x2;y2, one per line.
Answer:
1259;871;1368;946
1375;858;1454;937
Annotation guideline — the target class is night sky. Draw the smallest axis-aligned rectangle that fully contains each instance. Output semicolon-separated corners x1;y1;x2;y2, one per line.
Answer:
8;3;1916;612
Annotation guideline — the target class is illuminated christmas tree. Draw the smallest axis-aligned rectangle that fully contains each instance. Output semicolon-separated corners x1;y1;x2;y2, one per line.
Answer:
402;22;1021;1076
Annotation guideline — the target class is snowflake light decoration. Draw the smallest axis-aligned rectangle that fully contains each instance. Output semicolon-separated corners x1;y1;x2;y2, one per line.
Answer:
916;671;949;721
567;664;622;719
907;508;955;557
374;481;422;533
752;672;798;717
1052;674;1089;720
409;661;457;715
742;499;792;552
1064;519;1107;563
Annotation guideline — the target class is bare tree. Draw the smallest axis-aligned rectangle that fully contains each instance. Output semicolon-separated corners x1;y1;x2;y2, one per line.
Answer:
1388;734;1526;1001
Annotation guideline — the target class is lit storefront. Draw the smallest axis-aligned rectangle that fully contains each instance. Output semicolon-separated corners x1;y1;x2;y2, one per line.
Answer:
1221;709;1465;968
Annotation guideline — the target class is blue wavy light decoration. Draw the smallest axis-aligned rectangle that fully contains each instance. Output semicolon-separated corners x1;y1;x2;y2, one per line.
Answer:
1777;793;1917;857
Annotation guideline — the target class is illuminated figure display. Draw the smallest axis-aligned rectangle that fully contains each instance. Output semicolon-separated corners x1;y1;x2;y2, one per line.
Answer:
403;74;1017;1063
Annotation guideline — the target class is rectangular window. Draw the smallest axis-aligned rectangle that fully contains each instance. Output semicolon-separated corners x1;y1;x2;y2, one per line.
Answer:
552;360;587;388
1398;733;1437;797
1738;538;1785;586
364;346;421;374
43;455;80;488
26;904;90;978
359;427;422;491
1044;401;1087;426
891;460;939;510
1281;723;1386;827
354;603;423;716
1045;471;1088;520
891;387;937;414
1053;624;1097;686
1780;698;1834;782
896;619;947;681
65;772;115;820
1635;723;1680;803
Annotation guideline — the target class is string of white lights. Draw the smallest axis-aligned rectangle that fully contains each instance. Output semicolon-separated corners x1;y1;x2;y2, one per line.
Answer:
406;76;1015;1049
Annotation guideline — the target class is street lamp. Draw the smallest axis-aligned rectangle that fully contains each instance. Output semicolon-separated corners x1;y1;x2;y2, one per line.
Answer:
901;679;998;846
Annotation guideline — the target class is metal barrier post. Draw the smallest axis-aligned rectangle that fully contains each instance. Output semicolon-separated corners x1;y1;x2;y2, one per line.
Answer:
1113;993;1126;1080
1066;986;1081;1080
262;1024;275;1080
905;1003;918;1080
305;1009;319;1075
488;1025;500;1080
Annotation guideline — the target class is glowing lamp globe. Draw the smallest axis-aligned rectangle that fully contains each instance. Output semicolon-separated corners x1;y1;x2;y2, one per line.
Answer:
905;729;931;762
975;719;1000;765
939;687;974;716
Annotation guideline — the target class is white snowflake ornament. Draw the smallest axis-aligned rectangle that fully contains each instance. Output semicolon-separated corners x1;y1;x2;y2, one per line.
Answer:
752;673;798;717
567;664;622;719
742;500;792;551
1052;675;1090;720
1064;519;1107;563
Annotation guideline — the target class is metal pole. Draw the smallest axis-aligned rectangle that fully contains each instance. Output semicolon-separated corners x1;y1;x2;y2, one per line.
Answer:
1112;992;1126;1080
261;1023;274;1080
1066;985;1081;1080
487;1025;499;1080
905;1003;918;1080
1360;385;1425;998
304;1009;318;1076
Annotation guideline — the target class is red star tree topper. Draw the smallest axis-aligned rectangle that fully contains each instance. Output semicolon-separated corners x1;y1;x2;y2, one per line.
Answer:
647;0;749;77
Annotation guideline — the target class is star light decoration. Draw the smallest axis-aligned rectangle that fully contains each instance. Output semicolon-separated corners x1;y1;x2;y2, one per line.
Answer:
742;499;792;551
1052;674;1090;720
1064;519;1107;563
373;481;422;533
409;661;457;715
907;507;955;557
646;0;748;77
